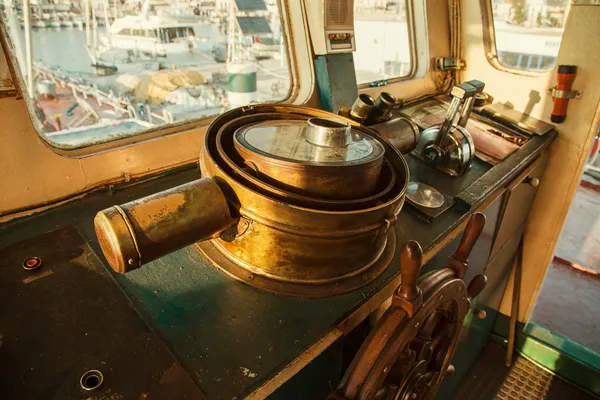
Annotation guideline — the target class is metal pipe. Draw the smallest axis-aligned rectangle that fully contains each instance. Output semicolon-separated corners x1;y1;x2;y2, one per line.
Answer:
370;117;420;154
23;0;33;98
94;178;235;274
506;236;524;367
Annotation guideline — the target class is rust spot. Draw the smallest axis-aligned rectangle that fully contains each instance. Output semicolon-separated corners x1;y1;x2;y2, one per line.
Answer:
159;363;182;385
148;363;206;399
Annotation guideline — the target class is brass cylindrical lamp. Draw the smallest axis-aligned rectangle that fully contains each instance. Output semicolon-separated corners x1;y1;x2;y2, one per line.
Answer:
94;178;235;274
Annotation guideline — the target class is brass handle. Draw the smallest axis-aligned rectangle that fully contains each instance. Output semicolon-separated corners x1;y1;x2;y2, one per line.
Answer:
398;240;422;302
454;213;486;263
94;178;235;274
393;240;424;317
467;273;488;300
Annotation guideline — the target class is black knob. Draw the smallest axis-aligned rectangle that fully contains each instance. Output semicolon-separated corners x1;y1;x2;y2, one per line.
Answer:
423;144;444;164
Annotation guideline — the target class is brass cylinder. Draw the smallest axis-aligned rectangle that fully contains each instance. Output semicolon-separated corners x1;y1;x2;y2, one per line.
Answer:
94;178;234;274
350;93;376;123
370;117;421;154
372;92;396;122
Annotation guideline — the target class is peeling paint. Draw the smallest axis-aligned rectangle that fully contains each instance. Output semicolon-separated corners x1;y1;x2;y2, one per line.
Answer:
239;367;257;378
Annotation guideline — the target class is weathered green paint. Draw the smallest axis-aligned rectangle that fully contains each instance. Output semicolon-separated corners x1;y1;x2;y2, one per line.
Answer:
492;314;600;397
314;53;359;113
228;72;257;93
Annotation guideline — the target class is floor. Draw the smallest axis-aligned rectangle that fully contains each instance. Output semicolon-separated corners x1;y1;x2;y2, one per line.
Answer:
454;343;598;400
553;183;600;273
530;179;600;355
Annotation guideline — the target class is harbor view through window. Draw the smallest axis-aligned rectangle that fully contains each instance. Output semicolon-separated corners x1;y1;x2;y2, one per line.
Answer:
491;0;570;72
353;0;412;85
1;0;291;148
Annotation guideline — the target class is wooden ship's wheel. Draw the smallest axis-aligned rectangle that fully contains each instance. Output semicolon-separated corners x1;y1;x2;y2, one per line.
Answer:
330;213;488;400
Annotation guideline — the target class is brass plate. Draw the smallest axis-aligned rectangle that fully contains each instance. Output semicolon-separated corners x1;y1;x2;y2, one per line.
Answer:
196;230;396;298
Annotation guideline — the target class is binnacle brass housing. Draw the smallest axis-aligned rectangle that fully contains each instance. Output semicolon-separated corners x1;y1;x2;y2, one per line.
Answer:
94;105;409;298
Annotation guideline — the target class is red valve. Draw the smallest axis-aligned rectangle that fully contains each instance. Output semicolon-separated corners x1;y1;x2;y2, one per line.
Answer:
551;65;577;123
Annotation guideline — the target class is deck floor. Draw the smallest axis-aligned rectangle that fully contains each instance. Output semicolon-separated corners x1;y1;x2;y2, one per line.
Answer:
530;180;600;355
454;343;598;400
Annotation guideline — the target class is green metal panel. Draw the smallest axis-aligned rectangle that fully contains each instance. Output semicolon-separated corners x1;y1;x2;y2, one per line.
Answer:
314;53;359;113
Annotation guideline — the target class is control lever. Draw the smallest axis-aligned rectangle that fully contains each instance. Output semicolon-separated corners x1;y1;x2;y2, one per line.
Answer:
437;83;477;142
414;80;485;176
457;80;485;128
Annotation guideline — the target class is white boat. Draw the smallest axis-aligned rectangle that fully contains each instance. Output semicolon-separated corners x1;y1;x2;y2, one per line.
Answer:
49;18;61;28
72;17;85;29
252;37;280;60
33;20;47;29
107;15;197;56
61;19;74;28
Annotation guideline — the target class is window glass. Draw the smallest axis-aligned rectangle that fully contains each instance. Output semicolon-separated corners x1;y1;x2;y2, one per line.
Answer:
353;0;412;85
490;0;570;72
1;0;291;148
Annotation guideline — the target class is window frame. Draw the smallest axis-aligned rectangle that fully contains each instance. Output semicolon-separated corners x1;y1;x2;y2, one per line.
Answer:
0;0;312;157
355;0;422;89
480;0;563;77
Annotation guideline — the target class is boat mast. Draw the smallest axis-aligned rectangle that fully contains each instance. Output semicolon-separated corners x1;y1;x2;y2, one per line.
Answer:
140;0;150;19
92;0;99;51
102;0;110;46
85;0;91;47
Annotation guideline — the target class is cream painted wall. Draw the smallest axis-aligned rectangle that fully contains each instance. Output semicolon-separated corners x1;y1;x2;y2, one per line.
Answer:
462;2;600;321
0;98;205;219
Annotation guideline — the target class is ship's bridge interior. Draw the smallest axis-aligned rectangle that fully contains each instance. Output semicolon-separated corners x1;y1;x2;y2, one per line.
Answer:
1;0;600;399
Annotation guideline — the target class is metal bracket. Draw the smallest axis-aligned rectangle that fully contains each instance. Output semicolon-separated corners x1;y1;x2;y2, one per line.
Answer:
435;57;466;71
548;87;582;99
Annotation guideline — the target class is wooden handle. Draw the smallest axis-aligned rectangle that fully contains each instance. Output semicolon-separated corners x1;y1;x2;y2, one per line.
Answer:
467;273;488;300
398;240;423;301
454;213;486;262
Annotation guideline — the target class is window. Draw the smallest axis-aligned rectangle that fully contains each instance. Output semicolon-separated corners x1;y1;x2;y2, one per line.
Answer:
490;0;570;72
1;0;292;149
353;0;412;85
